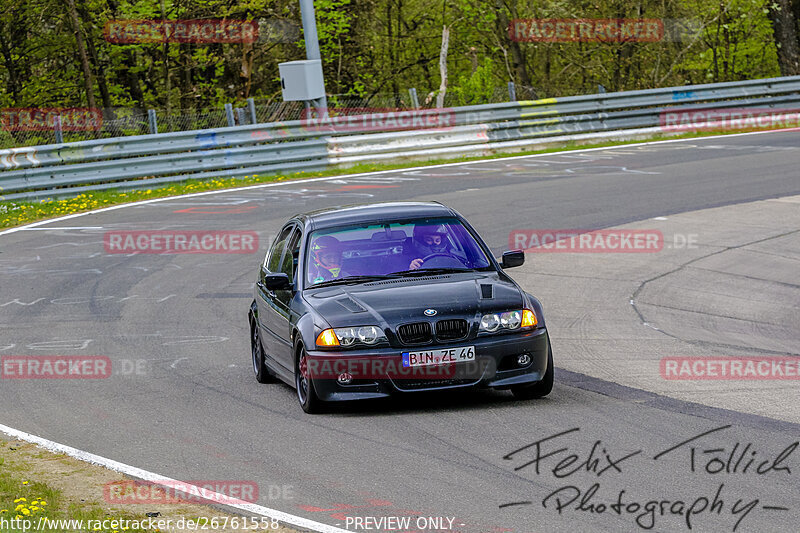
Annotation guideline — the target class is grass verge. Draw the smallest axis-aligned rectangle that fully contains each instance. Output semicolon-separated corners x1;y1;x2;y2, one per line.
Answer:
0;128;781;230
0;437;299;533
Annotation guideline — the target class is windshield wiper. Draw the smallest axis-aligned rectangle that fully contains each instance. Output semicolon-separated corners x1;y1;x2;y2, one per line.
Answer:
390;267;471;276
308;275;398;288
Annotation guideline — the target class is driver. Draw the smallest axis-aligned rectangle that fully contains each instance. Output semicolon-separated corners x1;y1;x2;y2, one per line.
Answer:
309;235;347;284
407;224;450;270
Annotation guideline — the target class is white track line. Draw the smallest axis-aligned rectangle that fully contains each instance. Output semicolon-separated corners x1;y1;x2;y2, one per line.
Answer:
0;423;350;533
1;127;796;239
0;126;795;533
18;226;104;230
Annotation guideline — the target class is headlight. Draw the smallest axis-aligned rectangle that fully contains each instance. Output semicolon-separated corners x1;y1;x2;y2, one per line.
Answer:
480;313;501;332
336;327;357;346
316;325;386;347
500;310;522;329
357;325;380;344
479;309;536;333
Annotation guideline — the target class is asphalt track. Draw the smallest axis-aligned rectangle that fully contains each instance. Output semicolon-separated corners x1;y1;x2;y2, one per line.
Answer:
1;131;799;533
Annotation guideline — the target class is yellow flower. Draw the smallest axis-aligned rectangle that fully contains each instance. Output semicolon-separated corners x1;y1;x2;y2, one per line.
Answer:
21;508;30;515
39;501;47;506
22;481;29;485
13;498;26;503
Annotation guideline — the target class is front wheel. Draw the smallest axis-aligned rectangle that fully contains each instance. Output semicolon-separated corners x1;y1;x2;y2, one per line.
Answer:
511;339;554;400
296;346;324;414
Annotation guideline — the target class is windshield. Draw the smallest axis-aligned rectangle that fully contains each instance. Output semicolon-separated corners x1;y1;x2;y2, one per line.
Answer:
305;217;492;286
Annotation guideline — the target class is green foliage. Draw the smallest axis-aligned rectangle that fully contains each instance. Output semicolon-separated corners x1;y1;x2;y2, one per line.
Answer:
449;58;497;105
315;0;353;64
676;0;780;82
0;0;787;119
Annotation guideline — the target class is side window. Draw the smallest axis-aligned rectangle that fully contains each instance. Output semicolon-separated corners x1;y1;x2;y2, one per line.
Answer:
280;228;302;282
266;225;293;272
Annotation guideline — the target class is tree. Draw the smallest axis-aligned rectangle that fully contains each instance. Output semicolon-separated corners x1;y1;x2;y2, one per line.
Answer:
65;0;98;109
767;0;800;75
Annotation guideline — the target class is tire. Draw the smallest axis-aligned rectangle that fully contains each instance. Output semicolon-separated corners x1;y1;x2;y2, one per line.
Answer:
296;345;324;414
251;318;271;384
511;339;554;400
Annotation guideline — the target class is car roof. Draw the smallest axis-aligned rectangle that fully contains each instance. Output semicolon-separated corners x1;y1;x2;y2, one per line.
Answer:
297;201;457;230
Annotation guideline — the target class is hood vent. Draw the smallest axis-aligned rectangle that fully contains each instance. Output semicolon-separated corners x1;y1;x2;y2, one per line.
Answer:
480;284;493;299
336;297;367;313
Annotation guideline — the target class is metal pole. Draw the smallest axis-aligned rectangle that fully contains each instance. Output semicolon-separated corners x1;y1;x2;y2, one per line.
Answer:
409;88;420;109
224;103;235;127
299;0;328;116
54;115;64;143
508;81;516;102
247;97;257;124
236;107;246;125
147;109;158;134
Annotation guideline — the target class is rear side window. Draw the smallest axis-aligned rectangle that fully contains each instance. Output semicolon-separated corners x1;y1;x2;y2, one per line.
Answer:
266;225;294;272
280;229;302;282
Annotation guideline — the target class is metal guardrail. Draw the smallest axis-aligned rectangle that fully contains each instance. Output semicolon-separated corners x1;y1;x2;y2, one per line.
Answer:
2;75;800;201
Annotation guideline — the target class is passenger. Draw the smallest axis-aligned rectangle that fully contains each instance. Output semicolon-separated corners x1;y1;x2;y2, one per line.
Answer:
309;235;348;284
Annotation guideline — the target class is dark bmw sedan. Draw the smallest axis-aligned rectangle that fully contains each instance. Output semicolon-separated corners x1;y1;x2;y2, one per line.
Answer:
248;201;553;413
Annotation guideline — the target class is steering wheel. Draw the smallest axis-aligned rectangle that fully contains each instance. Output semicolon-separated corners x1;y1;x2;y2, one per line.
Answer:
418;252;467;269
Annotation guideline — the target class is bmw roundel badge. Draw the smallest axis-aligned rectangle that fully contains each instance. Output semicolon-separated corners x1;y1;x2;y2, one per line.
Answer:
424;308;437;316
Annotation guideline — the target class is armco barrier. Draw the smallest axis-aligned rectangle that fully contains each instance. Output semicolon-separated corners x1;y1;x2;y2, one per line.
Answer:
2;76;800;201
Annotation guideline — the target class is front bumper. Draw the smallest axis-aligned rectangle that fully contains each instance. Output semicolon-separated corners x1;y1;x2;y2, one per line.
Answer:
305;328;550;401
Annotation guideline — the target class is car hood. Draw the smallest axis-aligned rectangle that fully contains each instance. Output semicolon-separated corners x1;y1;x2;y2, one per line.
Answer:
304;272;524;327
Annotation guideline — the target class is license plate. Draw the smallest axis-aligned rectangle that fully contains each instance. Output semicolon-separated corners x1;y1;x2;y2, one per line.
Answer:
402;346;475;368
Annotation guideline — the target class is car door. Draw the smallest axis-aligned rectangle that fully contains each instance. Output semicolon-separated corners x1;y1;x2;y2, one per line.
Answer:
272;226;303;372
256;224;295;377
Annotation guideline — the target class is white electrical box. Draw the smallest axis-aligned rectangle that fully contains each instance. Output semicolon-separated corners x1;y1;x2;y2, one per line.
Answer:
278;60;325;101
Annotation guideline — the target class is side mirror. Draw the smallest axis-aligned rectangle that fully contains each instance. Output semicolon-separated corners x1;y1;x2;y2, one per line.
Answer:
263;272;293;291
500;250;525;269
